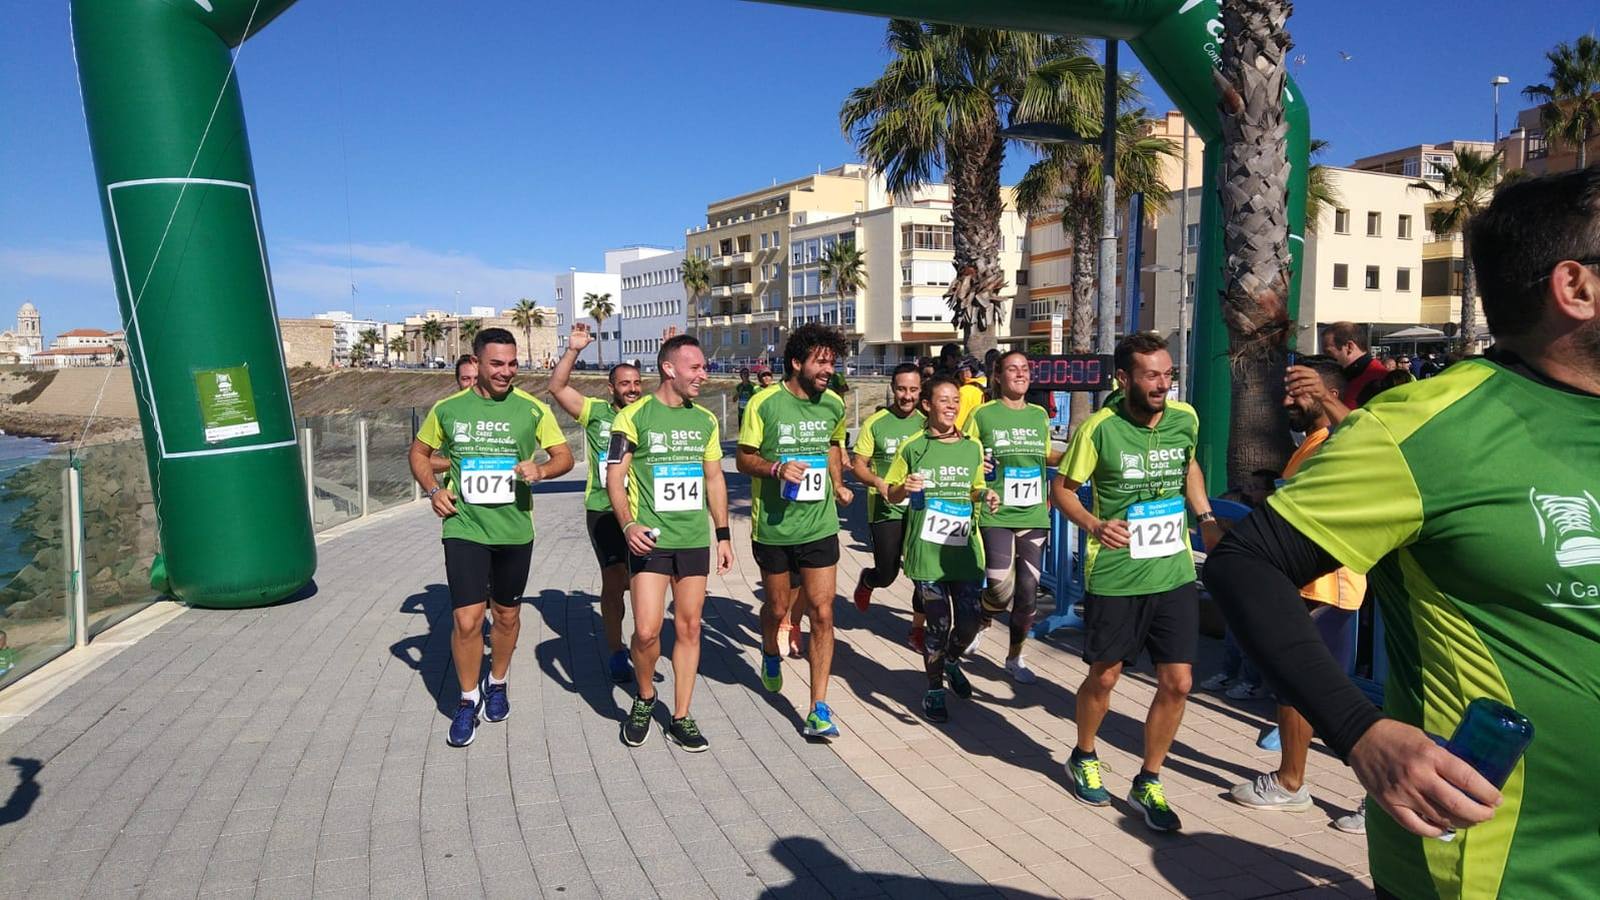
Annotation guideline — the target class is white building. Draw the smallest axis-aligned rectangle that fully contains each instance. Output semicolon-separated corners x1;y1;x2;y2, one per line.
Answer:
0;302;45;364
553;246;659;367
618;248;686;366
313;310;385;365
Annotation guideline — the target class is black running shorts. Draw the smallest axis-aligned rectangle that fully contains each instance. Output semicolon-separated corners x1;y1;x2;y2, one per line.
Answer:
752;535;841;576
1081;582;1199;667
442;538;533;609
586;510;628;569
628;547;711;578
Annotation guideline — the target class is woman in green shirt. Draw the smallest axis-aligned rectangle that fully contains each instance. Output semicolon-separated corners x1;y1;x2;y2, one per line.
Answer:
885;376;999;723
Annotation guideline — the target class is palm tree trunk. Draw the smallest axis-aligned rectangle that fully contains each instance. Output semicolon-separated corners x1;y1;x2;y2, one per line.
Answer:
1216;0;1296;487
1070;212;1098;424
1459;231;1478;348
945;131;1006;356
595;322;606;367
524;327;532;367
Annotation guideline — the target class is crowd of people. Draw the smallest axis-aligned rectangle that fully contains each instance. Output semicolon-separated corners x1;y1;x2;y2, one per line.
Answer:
406;167;1599;899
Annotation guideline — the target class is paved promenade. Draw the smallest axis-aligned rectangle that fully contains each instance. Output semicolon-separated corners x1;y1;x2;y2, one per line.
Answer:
0;465;1372;898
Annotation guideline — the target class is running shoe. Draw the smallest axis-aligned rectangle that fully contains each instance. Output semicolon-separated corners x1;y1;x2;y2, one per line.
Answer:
1226;681;1268;701
1333;800;1367;835
1004;655;1037;684
668;716;709;753
906;625;926;655
608;649;634;684
853;575;872;613
1199;672;1233;692
964;621;987;657
1128;776;1182;832
482;680;510;723
759;653;783;693
922;689;949;723
621;694;656;747
803;702;840;740
1229;772;1313;812
944;662;972;699
1066;751;1111;806
446;698;480;748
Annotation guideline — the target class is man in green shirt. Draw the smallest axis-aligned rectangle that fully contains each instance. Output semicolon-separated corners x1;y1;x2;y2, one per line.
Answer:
1205;167;1600;899
850;364;924;633
1050;332;1222;832
410;328;574;748
735;367;756;425
547;323;644;684
737;323;852;739
607;334;732;752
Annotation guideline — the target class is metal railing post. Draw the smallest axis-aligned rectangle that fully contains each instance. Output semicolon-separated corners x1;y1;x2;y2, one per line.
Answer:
357;418;370;518
412;408;422;502
301;426;315;522
721;394;728;436
66;460;88;649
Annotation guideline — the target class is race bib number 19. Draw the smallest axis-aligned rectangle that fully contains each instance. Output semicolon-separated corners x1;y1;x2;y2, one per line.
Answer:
919;498;974;546
1002;465;1043;507
1127;496;1186;559
782;454;828;501
653;463;703;512
460;457;517;505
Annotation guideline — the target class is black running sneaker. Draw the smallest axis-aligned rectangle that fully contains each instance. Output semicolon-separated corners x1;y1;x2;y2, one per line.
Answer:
621;694;656;747
667;715;709;753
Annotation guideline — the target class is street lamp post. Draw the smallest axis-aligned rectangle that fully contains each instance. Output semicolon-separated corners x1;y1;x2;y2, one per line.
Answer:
1492;75;1510;142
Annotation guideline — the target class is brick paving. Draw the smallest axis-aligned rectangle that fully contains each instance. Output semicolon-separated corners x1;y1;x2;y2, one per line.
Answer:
0;463;1373;898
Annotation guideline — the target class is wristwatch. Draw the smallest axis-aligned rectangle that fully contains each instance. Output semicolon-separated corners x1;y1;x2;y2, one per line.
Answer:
1196;511;1217;524
425;486;442;499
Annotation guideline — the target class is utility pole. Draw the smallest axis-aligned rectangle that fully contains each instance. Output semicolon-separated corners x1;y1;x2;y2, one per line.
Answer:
1095;39;1119;368
1177;116;1191;398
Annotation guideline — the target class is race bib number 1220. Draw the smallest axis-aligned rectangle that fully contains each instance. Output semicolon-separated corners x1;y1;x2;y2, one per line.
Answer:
919;498;974;546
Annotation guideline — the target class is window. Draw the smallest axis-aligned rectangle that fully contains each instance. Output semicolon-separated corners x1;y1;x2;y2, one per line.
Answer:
901;265;912;285
792;244;803;266
1016;269;1029;286
909;259;952;286
791;272;805;296
719;238;733;256
1365;265;1380;290
1334;209;1350;235
1367;212;1381;237
804;270;821;296
1397;267;1412;292
998;234;1006;253
900;223;955;251
1398;215;1413;240
771;230;781;248
804;239;821;263
822;235;837;255
739;329;749;346
1333;264;1349;289
760;232;770;250
1185;223;1200;248
1185;275;1195;299
843;302;856;325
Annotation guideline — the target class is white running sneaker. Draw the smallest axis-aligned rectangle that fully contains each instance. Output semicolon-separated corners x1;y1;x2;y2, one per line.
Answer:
1199;672;1233;692
1226;681;1268;700
964;622;987;657
1333;800;1367;835
1229;772;1313;812
1004;656;1037;684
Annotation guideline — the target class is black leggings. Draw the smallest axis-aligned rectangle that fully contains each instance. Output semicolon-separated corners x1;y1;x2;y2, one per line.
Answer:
917;581;982;689
862;519;905;589
981;527;1047;656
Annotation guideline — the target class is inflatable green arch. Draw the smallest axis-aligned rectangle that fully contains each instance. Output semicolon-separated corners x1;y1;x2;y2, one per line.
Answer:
71;0;1306;608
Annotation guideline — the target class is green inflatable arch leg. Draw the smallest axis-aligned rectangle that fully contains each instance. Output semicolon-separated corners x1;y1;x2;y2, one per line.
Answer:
72;0;314;609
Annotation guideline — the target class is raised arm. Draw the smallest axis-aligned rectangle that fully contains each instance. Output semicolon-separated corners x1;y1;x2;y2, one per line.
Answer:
547;324;594;419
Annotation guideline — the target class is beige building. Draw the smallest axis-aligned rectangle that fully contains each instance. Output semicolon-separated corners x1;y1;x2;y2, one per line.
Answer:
399;308;559;369
32;346;118;368
0;302;43;365
278;318;338;368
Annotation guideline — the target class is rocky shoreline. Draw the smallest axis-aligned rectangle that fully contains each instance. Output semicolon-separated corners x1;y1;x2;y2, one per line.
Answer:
0;409;140;444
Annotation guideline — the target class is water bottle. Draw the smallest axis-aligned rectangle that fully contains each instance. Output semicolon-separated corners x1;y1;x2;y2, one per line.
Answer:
909;480;925;510
781;472;801;501
984;448;997;483
646;528;660;542
1430;698;1533;841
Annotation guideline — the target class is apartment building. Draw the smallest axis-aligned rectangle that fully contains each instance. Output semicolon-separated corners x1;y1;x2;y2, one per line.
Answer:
618;248;686;364
1500;105;1600;177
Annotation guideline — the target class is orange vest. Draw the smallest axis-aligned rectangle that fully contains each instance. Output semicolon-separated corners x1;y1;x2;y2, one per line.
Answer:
1285;428;1366;610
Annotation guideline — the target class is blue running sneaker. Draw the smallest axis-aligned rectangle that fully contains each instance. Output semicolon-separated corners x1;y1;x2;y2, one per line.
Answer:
609;649;635;684
759;653;783;693
446;698;480;748
803;701;840;740
482;680;510;723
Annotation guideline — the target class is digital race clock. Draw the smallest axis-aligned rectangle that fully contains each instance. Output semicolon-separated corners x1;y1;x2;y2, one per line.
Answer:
1027;354;1115;391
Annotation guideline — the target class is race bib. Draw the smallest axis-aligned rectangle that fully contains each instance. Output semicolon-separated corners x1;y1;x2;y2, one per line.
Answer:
653;463;703;512
919;498;974;546
1127;496;1186;559
782;454;828;501
460;457;517;505
1002;465;1043;507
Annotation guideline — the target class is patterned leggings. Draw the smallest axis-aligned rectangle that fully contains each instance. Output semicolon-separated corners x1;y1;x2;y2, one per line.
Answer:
981;527;1048;657
916;581;982;689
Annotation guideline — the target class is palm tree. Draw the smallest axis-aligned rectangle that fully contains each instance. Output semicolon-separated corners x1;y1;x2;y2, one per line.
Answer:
387;335;408;365
1014;100;1176;421
358;327;381;365
1215;0;1296;487
819;240;868;300
419;318;445;366
583;292;616;367
1410;148;1501;348
510;298;539;367
348;344;368;368
1524;34;1600;169
1303;138;1342;236
681;255;712;323
841;22;1101;354
459;318;482;353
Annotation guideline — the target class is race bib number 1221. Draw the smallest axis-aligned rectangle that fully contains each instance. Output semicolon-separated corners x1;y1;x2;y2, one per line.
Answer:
1127;496;1186;559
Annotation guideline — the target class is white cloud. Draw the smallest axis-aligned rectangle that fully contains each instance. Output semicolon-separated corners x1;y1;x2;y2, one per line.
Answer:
0;242;114;285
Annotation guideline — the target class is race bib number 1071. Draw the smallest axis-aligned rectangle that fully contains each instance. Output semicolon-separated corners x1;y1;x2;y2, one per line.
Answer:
460;457;517;505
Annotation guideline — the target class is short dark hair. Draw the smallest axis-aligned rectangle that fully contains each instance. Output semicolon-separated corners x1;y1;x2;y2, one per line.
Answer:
782;323;848;379
920;373;962;407
891;362;922;380
1320;322;1367;352
657;334;700;374
607;363;640;384
472;327;516;358
1469;166;1600;338
454;354;475;379
1114;332;1168;375
1295;353;1347;393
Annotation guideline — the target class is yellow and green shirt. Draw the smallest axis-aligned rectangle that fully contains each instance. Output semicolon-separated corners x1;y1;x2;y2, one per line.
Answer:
610;396;721;550
417;388;567;546
853;407;925;523
738;383;847;545
964;399;1052;529
1058;400;1199;596
576;397;621;513
1269;359;1600;900
886;431;988;583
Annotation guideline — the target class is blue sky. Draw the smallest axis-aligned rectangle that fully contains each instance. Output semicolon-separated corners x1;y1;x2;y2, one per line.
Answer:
3;1;1597;332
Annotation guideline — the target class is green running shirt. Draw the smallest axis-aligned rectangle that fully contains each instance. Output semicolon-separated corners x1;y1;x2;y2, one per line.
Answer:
417;388;568;546
738;383;847;546
576;397;620;512
885;431;988;583
1269;359;1600;900
853;407;926;523
610;396;722;550
1058;399;1199;596
964;400;1052;529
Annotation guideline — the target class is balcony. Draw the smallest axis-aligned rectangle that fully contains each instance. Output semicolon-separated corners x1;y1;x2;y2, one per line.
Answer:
710;285;733;298
726;281;754;298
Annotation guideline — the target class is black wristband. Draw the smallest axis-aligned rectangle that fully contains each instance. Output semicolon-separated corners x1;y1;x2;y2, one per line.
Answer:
715;526;731;542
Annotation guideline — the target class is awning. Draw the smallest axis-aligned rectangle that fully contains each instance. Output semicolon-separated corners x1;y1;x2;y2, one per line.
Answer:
1378;326;1448;342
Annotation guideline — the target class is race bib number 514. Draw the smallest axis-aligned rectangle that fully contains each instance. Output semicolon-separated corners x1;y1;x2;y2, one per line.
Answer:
1127;496;1186;559
653;463;703;512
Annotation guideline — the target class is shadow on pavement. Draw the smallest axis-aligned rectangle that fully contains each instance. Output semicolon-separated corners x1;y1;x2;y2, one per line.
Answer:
1149;827;1366;897
389;582;465;717
0;757;41;827
759;835;1050;898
